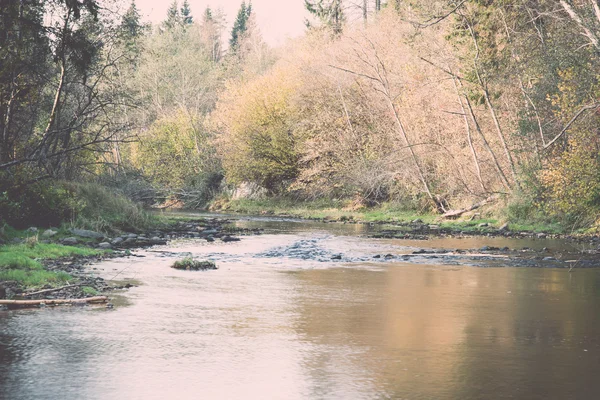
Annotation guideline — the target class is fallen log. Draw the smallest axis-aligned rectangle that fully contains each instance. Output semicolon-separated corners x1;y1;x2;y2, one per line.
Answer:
23;284;83;297
0;296;108;306
443;195;499;219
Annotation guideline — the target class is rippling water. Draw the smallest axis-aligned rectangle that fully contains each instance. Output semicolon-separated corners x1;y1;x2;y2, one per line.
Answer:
2;217;600;399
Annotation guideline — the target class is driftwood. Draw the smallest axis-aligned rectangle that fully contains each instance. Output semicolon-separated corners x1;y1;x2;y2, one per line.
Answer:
443;195;498;219
0;296;108;307
23;284;83;297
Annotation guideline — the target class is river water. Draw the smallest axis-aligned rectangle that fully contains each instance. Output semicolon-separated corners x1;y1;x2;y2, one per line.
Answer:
2;216;600;399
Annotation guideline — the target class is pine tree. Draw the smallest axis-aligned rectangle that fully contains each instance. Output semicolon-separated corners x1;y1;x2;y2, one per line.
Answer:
181;0;193;25
203;6;212;22
120;0;144;43
229;1;252;51
163;0;180;30
304;0;344;35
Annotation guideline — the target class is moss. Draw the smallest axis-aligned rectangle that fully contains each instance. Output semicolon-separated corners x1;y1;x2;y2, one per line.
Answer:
171;257;217;271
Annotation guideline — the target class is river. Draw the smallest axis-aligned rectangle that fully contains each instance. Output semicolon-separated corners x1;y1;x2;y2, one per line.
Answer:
1;216;600;399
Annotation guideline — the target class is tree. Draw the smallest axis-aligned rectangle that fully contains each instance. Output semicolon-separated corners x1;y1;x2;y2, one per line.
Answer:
200;6;226;63
0;0;49;165
163;0;181;30
0;0;135;183
229;1;252;51
305;0;345;35
181;0;193;25
119;0;145;53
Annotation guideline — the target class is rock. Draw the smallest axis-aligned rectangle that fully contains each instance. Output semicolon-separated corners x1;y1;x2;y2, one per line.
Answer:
498;223;509;232
412;249;428;254
373;254;381;259
412;219;423;224
127;233;138;239
384;254;395;259
205;236;215;242
479;246;499;251
98;242;112;249
221;235;241;242
111;237;124;246
428;225;440;230
232;181;268;200
70;229;104;239
201;229;219;236
11;238;23;244
478;223;489;228
543;256;557;261
41;229;58;238
331;254;342;260
62;237;78;245
26;227;38;233
537;233;547;239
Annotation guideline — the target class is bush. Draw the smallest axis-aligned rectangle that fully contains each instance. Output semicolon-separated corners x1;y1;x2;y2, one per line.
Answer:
64;182;159;233
0;178;83;229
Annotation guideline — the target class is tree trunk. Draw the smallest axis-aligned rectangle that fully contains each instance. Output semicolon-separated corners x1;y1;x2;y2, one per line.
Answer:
450;71;486;192
386;92;443;211
466;22;519;189
561;0;600;52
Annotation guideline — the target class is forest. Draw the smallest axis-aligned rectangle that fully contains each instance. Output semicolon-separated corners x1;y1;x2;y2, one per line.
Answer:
2;0;600;232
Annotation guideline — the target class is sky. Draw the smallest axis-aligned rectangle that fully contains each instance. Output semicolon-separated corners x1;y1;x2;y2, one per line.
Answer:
134;0;308;46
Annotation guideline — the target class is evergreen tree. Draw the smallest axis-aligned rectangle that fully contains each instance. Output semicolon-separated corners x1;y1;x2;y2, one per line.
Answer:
229;1;252;51
304;0;344;35
120;0;144;46
163;0;181;30
0;0;49;163
203;6;213;22
181;0;193;25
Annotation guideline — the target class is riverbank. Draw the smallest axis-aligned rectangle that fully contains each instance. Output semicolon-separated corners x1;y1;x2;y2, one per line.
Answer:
211;198;568;235
0;217;254;304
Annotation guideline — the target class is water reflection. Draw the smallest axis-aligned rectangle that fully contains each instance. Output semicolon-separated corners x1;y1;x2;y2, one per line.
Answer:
1;226;600;399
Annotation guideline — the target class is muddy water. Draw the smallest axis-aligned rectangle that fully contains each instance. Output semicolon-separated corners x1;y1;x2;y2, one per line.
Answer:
2;217;600;400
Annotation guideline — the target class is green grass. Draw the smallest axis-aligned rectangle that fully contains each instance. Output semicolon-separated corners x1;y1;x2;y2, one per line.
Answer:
217;198;435;223
213;197;580;235
1;243;100;259
0;243;102;288
81;286;99;296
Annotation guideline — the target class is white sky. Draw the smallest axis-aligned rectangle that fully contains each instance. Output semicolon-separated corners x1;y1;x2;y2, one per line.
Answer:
134;0;308;46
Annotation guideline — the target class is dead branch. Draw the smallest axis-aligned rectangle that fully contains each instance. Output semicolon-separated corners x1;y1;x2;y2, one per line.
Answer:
23;284;83;297
442;195;500;218
543;102;600;149
0;296;108;307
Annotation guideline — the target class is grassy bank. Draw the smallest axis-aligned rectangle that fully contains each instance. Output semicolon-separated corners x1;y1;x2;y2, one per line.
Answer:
0;243;102;288
0;181;166;291
213;198;568;234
